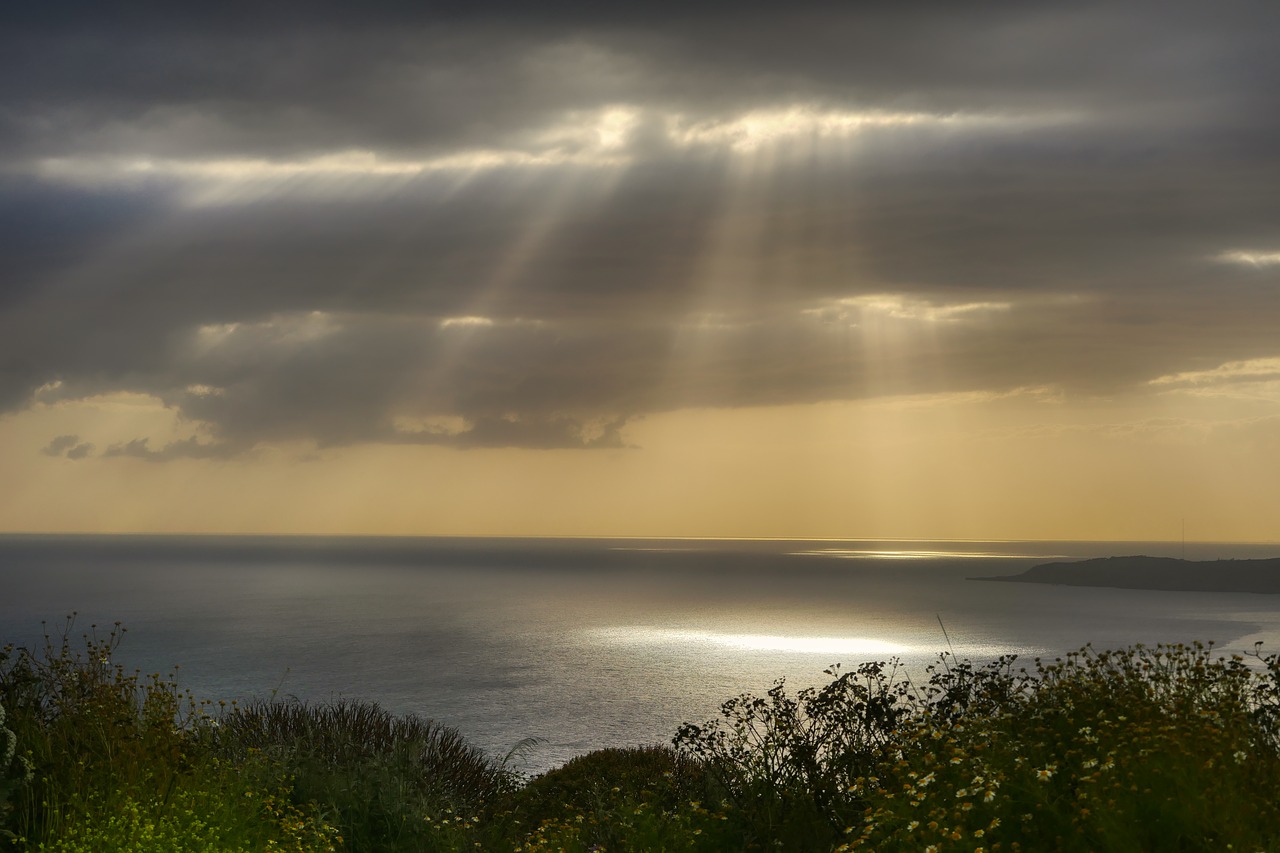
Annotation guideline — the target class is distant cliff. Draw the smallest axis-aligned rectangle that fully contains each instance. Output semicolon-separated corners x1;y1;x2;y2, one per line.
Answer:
974;555;1280;593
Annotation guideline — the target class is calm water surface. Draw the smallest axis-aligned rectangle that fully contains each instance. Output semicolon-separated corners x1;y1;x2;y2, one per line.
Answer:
3;535;1278;771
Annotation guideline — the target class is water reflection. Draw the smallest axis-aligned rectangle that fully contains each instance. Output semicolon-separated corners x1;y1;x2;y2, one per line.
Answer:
591;626;911;655
793;548;1072;559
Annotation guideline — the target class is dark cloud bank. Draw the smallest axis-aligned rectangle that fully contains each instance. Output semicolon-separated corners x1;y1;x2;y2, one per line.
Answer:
2;1;1278;457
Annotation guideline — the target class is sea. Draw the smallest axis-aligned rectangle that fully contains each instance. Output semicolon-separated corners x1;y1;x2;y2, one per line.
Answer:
2;535;1278;773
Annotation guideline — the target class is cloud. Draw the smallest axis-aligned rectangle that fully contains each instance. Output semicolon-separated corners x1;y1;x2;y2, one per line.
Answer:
32;104;1067;209
64;441;94;460
1215;250;1280;268
101;437;236;462
41;434;96;459
394;414;631;450
5;1;1280;455
1149;358;1280;394
41;434;78;456
5;3;1278;179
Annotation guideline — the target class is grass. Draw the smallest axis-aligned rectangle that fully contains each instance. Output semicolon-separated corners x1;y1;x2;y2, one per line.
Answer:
3;617;1280;851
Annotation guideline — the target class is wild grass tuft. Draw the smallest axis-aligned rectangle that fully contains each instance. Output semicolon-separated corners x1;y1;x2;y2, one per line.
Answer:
213;699;513;852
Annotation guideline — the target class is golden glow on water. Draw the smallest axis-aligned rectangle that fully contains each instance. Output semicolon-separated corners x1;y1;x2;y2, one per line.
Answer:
592;627;911;656
793;549;1069;559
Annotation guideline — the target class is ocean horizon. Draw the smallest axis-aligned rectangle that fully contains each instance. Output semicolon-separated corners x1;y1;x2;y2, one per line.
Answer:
4;533;1279;772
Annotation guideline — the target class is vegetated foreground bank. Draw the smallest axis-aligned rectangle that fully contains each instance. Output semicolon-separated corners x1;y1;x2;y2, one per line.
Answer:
974;555;1280;593
3;620;1280;852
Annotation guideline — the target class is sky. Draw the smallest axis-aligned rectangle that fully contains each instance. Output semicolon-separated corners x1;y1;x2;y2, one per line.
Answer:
1;1;1278;541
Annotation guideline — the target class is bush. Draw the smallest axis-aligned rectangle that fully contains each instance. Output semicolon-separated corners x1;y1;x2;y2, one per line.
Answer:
0;618;203;843
673;660;911;850
0;618;339;852
38;780;340;853
514;745;704;819
671;645;1280;852
0;690;33;844
214;699;513;853
504;746;730;852
842;643;1280;852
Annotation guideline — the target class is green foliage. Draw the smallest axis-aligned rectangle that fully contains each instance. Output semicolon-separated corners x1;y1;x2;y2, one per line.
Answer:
503;745;729;851
37;777;340;853
509;793;732;853
513;745;703;820
5;617;1280;853
0;617;339;852
841;643;1280;852
0;683;34;843
213;699;513;853
674;660;909;849
673;644;1280;852
0;618;199;844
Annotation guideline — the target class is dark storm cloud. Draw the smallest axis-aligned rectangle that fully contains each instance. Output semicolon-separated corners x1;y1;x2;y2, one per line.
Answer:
5;3;1276;164
3;1;1280;455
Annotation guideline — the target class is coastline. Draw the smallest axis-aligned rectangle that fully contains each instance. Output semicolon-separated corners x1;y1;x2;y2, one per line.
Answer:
973;555;1280;594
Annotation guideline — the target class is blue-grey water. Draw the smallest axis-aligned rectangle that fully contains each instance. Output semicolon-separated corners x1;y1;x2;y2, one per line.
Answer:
2;535;1278;772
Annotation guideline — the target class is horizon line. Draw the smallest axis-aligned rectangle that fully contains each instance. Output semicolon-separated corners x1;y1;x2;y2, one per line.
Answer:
1;531;1277;546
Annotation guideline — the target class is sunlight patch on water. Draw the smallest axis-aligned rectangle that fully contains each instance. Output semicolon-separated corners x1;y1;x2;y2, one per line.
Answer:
590;626;911;655
793;548;1067;559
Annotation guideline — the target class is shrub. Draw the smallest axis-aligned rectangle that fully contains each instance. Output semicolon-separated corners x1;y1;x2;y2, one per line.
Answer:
505;746;730;852
673;645;1280;852
38;778;341;853
513;745;704;820
842;643;1280;852
0;690;33;844
0;618;207;843
0;618;340;852
214;699;512;853
674;660;910;850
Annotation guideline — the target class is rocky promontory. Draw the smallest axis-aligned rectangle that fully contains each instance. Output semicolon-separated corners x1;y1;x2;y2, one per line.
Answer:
973;555;1280;593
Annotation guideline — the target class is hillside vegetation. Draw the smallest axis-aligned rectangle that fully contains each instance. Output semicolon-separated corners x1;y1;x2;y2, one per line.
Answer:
3;619;1280;852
